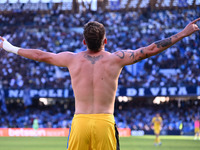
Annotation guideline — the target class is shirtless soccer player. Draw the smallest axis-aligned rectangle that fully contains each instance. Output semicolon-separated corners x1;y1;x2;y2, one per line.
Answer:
0;18;200;150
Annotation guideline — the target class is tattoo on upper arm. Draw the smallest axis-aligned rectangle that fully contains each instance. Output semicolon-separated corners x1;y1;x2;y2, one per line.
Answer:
115;49;150;64
127;51;134;59
115;48;150;63
155;37;172;48
84;54;103;64
132;49;150;63
133;57;143;63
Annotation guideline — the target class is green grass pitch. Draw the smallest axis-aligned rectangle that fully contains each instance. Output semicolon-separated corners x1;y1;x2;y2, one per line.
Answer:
0;135;200;150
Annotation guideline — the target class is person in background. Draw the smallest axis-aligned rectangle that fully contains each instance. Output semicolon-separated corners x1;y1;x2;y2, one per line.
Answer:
32;117;39;137
194;116;200;140
151;113;163;146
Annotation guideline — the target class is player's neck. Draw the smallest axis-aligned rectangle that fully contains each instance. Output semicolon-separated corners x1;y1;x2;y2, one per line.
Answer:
87;47;105;54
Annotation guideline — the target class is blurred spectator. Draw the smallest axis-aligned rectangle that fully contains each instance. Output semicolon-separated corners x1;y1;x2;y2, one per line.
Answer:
0;98;199;134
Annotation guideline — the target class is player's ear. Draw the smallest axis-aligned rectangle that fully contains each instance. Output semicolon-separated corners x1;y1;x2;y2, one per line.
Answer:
104;38;107;45
83;39;87;45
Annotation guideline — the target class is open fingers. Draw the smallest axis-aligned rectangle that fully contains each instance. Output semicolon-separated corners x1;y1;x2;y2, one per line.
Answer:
0;36;5;41
191;17;200;24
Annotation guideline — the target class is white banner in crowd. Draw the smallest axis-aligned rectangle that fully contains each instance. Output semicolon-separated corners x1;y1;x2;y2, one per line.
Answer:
2;86;199;98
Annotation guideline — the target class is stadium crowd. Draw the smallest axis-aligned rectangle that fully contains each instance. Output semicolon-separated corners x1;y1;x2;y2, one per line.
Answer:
0;7;200;89
0;99;199;134
0;6;200;135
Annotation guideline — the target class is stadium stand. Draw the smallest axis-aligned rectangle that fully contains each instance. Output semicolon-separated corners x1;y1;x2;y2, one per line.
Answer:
0;1;200;136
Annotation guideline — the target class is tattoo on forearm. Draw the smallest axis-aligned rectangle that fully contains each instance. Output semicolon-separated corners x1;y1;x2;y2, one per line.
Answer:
84;54;103;64
155;37;172;48
172;35;178;39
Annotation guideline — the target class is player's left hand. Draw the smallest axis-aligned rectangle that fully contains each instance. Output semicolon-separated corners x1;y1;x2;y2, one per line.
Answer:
182;18;200;37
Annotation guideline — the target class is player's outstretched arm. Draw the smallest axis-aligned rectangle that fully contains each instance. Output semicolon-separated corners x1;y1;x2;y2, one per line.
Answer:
0;37;74;67
114;18;200;67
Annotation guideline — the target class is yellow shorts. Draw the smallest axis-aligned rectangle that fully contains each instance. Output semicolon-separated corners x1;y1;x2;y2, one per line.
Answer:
195;128;200;133
154;128;161;135
67;114;120;150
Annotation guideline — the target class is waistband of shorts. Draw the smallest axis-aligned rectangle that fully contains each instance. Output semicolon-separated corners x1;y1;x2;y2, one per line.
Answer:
73;114;115;123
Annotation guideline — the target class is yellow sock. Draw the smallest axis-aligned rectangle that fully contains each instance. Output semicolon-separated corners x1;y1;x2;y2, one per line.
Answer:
155;137;158;143
158;137;160;143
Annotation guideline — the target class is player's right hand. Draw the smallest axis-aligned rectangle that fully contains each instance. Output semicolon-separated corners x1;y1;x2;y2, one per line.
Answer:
0;36;20;54
0;36;4;49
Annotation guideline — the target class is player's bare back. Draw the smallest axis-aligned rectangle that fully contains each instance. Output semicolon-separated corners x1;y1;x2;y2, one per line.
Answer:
1;18;199;115
69;50;122;114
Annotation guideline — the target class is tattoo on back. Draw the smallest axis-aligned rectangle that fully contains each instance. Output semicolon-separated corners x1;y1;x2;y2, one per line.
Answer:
155;37;172;48
84;54;103;64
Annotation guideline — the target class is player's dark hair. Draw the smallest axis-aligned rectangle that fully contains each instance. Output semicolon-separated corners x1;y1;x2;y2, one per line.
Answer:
83;21;106;52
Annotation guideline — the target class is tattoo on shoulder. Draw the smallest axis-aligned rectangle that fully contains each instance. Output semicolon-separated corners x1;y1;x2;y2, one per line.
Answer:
115;50;135;59
155;37;172;48
84;54;103;64
115;50;125;59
